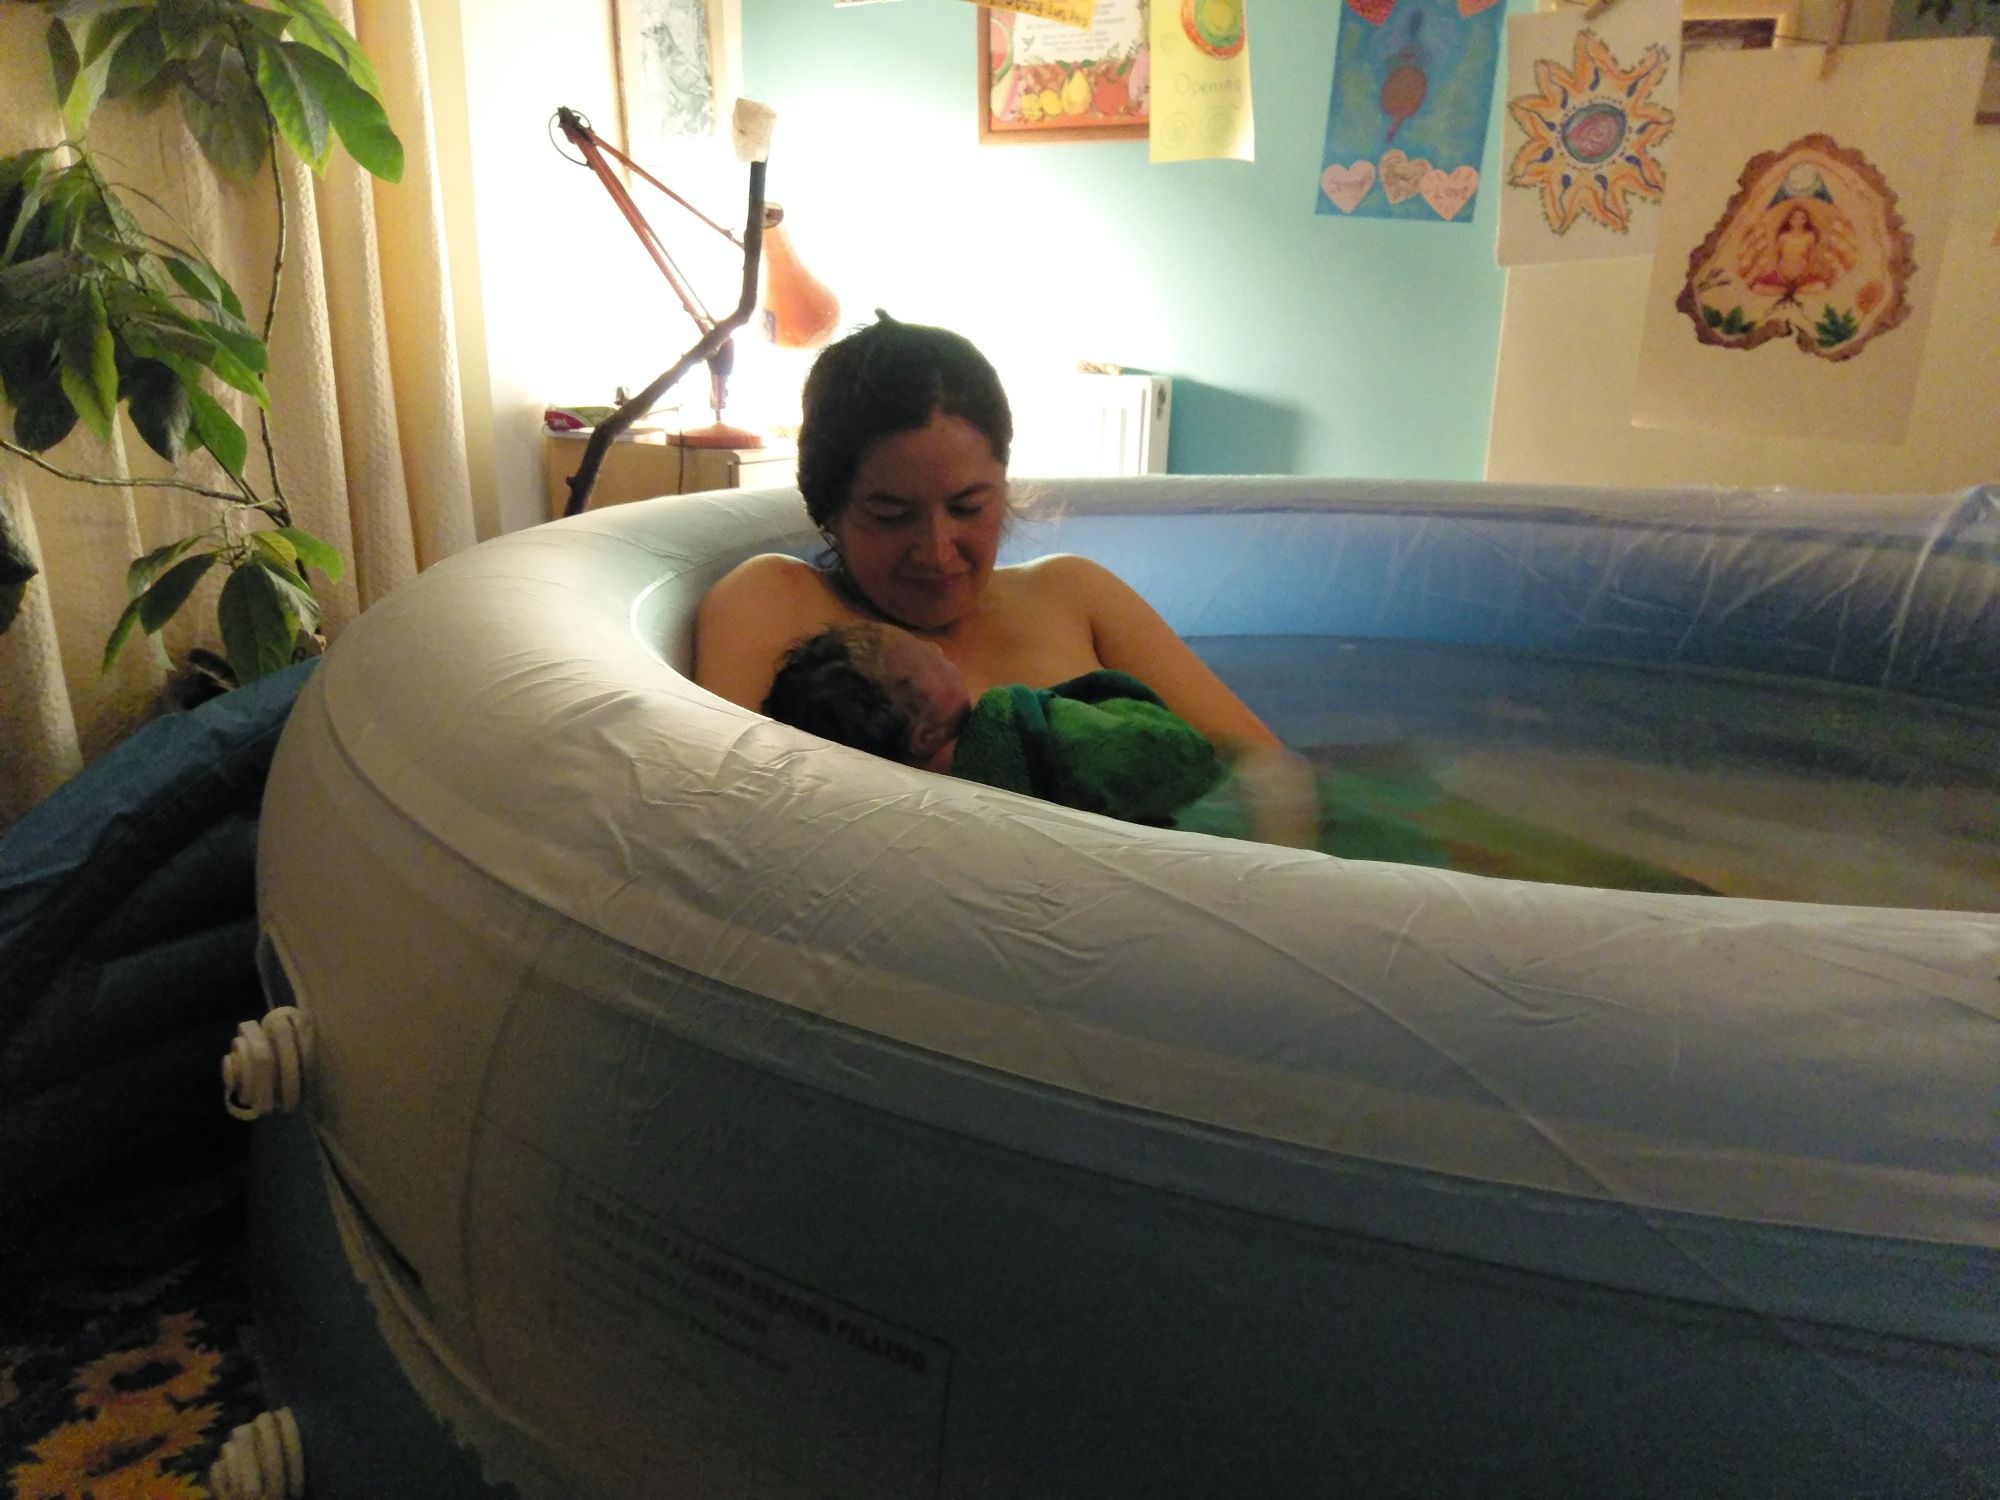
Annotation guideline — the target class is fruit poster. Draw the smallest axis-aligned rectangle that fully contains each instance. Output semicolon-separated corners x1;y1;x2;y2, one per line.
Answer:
1315;0;1505;223
1150;0;1254;162
1631;40;1986;444
1495;0;1679;265
981;0;1148;140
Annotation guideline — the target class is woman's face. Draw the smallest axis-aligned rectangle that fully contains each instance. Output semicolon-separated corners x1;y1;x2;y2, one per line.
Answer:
831;412;1008;633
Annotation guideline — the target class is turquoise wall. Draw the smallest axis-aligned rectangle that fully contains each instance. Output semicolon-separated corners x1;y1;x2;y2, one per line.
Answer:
739;0;1514;478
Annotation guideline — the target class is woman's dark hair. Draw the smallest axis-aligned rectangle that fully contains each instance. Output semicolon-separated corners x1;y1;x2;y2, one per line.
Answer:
796;312;1013;531
761;625;915;761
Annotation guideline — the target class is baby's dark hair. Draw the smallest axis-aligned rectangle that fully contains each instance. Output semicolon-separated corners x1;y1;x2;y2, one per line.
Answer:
796;312;1013;532
762;624;916;761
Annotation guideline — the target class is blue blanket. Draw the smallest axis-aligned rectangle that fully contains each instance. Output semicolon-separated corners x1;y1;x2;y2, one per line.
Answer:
0;662;313;1241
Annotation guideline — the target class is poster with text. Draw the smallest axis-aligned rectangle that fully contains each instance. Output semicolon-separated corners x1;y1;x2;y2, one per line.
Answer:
1496;0;1679;264
1631;40;1986;445
1315;0;1505;223
1150;0;1255;161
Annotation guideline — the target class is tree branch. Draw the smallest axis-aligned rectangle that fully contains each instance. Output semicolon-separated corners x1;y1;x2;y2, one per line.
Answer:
1;438;283;514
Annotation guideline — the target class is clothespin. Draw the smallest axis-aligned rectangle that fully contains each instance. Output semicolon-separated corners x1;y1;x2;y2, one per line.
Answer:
1820;0;1853;77
1583;0;1617;22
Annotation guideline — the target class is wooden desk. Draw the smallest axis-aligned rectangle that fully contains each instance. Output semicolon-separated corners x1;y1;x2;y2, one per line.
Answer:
543;431;796;521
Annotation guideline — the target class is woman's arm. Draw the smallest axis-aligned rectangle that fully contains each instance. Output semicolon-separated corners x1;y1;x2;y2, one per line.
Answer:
1065;556;1284;749
691;554;824;710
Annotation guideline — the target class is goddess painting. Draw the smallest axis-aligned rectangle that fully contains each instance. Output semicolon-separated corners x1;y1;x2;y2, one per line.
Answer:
1676;133;1912;362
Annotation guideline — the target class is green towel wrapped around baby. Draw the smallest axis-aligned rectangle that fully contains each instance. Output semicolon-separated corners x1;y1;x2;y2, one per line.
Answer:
953;670;1713;895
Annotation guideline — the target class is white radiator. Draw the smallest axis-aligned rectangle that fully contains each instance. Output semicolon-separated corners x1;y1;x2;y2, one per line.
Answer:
1007;373;1171;478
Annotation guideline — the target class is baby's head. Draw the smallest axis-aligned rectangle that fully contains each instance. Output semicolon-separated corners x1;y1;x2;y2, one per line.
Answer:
762;621;971;771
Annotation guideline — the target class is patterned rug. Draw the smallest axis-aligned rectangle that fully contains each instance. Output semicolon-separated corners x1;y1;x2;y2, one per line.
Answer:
1;1149;269;1500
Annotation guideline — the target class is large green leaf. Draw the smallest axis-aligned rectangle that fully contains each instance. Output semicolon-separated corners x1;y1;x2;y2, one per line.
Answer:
0;254;77;339
124;355;192;461
1;155;54;261
46;20;82;119
137;549;217;631
125;534;201;596
82;7;145;64
56;279;117;441
185;384;247;476
250;34;329;170
250;553;320;631
178;40;269;181
156;0;221;60
271;0;381;99
7;356;79;452
218;559;299;681
285;44;401;182
161;252;248;325
102;592;146;668
196;316;268;375
273;524;342;583
120;309;220;369
103;16;169;101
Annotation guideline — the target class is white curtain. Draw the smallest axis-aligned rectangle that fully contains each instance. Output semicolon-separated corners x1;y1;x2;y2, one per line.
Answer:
0;0;476;830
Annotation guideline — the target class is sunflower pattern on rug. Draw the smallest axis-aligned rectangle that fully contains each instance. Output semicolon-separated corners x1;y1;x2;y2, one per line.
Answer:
0;1145;269;1498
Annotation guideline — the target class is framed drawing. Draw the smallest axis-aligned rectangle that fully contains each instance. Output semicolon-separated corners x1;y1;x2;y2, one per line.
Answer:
1680;0;1801;52
978;0;1150;143
614;0;732;163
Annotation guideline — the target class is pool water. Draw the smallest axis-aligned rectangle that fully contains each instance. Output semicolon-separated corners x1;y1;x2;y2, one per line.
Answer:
1193;636;2000;912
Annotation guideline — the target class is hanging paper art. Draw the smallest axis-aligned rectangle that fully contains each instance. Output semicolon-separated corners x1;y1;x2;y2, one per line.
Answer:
1495;0;1678;264
1316;0;1506;224
1632;40;1986;445
1151;0;1254;162
1676;134;1912;363
980;0;1098;24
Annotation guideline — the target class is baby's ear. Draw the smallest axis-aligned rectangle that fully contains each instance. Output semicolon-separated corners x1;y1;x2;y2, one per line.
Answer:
906;717;946;764
907;715;956;771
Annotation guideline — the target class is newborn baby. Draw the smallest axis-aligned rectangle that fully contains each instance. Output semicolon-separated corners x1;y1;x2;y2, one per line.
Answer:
761;621;1232;825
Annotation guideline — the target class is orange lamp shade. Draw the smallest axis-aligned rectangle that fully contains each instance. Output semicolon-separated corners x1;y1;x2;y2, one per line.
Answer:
759;206;840;349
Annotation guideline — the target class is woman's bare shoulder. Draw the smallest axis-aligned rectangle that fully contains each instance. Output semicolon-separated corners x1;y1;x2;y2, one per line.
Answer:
693;553;848;708
707;550;822;595
1004;551;1123;597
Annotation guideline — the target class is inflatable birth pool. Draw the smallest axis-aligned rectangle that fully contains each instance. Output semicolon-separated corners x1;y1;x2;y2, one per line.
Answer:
247;478;2000;1499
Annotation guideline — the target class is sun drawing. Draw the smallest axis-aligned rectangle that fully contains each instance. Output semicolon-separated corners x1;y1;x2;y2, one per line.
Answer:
1507;30;1674;234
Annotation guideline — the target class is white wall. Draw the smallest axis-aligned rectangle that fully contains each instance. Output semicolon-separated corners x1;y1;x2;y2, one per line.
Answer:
429;0;749;536
1487;1;2000;491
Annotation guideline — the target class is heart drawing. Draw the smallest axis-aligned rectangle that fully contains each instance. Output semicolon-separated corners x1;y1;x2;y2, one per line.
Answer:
1419;165;1479;221
1321;161;1377;214
1378;149;1430;205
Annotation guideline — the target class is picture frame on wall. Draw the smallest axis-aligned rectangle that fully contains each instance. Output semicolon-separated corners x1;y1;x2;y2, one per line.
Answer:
614;0;733;163
1678;0;1802;52
978;1;1150;144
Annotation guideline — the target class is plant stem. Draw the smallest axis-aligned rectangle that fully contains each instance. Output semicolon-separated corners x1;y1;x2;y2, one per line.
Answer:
0;438;284;515
242;21;292;529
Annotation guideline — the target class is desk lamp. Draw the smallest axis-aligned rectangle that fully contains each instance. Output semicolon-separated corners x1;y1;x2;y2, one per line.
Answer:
554;99;839;517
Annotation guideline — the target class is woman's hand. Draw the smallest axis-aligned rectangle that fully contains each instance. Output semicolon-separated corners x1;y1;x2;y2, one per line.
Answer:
1229;744;1321;850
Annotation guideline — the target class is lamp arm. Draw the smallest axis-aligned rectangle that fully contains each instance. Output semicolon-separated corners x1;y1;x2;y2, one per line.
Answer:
563;159;768;519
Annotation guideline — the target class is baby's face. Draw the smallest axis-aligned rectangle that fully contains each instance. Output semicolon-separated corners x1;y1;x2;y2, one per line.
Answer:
875;627;971;726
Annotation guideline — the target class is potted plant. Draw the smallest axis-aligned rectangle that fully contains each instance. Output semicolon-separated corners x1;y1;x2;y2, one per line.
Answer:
0;0;402;684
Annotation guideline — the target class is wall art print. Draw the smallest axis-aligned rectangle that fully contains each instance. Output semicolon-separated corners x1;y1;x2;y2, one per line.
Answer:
1494;0;1680;266
1508;31;1674;236
1150;0;1254;161
1316;0;1506;223
1675;134;1912;362
1631;40;1984;446
615;0;723;162
980;0;1148;142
